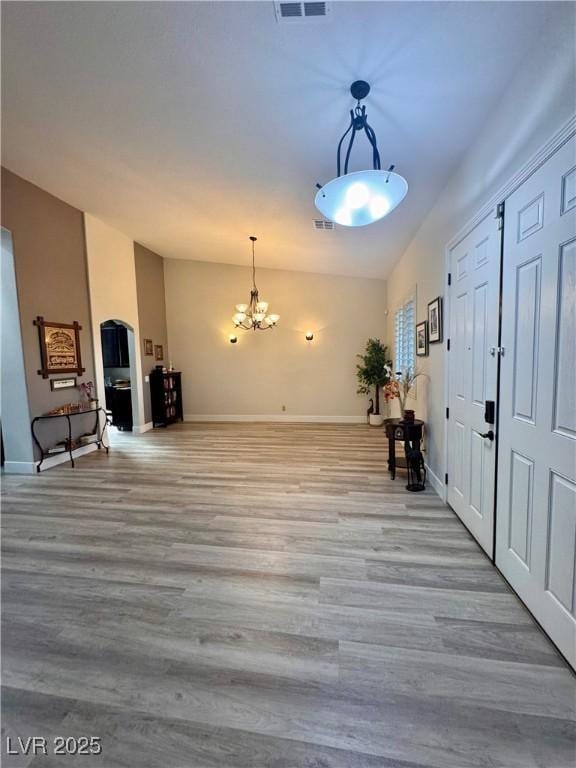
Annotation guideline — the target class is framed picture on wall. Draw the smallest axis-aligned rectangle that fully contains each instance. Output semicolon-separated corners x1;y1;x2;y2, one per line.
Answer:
416;321;428;356
427;297;443;343
144;338;153;356
34;317;85;379
154;344;164;361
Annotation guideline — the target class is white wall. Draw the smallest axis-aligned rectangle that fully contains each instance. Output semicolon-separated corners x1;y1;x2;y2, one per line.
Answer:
1;228;35;471
84;214;146;429
164;259;388;421
386;5;576;491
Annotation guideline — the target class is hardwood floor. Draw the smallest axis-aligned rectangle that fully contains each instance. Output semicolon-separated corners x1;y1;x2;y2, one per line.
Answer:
1;423;574;768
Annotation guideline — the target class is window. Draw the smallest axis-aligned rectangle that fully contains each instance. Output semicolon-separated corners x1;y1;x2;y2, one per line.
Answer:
394;297;415;374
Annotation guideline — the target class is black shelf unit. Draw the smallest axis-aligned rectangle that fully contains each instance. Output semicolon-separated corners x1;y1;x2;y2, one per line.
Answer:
150;371;183;427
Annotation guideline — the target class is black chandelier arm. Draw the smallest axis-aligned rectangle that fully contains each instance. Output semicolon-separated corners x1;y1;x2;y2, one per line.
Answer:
336;110;355;177
343;122;359;176
363;122;381;170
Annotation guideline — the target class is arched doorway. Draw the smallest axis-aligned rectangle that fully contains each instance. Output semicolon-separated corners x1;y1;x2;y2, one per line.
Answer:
100;319;136;434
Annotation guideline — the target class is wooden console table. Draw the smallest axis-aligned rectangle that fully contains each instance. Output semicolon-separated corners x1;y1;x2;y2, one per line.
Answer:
31;406;109;472
384;418;424;480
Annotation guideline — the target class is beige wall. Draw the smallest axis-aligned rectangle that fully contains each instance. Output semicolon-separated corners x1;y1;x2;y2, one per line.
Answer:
386;5;576;491
1;170;97;464
84;214;146;429
134;242;169;424
164;259;387;420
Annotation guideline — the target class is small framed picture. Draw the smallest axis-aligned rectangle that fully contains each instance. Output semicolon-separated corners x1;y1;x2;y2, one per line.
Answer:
416;321;428;357
50;377;77;391
154;344;164;361
428;297;443;343
144;338;153;356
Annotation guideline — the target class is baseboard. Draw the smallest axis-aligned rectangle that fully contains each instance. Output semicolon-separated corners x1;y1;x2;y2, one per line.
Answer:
133;422;153;434
2;443;99;474
2;460;37;475
425;462;446;501
184;414;366;424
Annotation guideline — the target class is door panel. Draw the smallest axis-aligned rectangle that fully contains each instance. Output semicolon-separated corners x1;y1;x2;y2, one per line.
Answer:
447;212;501;556
496;135;576;668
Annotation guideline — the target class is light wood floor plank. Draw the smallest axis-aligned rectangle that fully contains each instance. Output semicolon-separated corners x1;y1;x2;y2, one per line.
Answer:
2;422;574;768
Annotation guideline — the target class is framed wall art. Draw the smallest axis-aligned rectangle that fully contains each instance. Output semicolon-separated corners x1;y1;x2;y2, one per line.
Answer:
154;344;164;361
427;297;443;343
34;317;85;378
415;320;428;357
50;377;77;391
144;338;154;356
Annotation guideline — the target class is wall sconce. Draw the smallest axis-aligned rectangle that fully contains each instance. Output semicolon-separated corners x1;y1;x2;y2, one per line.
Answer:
229;334;238;344
305;331;314;342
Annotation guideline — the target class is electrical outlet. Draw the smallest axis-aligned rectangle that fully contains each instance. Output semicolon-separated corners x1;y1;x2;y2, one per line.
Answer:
144;375;149;383
282;405;286;412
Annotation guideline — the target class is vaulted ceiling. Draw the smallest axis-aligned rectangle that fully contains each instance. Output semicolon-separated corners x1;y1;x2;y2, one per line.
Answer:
1;1;560;277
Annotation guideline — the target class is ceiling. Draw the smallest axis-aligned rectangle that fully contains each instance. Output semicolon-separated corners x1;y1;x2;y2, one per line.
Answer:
1;1;559;278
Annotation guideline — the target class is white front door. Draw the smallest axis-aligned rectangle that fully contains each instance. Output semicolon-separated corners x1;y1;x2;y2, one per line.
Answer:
447;211;501;556
496;135;576;668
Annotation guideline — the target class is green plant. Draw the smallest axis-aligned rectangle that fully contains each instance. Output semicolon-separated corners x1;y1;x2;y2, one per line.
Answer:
356;339;393;415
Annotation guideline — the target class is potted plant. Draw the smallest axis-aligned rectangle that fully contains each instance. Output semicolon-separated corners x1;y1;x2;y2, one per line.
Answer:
356;339;393;426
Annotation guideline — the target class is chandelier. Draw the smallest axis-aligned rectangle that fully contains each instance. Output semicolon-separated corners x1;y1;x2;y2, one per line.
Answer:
232;236;279;331
315;80;408;227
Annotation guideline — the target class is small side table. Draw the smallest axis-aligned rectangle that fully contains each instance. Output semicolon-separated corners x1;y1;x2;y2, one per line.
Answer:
384;418;424;480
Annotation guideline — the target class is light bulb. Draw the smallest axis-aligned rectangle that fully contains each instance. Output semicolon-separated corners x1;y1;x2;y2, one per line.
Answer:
370;196;390;218
346;182;370;209
256;301;268;313
268;314;280;324
253;312;265;322
334;208;351;226
232;313;246;325
235;304;248;313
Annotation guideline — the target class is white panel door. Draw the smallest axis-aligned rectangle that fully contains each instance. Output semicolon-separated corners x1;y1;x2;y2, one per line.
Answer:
497;135;576;668
447;212;501;556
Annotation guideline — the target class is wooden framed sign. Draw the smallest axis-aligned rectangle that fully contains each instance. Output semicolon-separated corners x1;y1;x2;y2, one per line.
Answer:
50;377;77;391
34;317;85;379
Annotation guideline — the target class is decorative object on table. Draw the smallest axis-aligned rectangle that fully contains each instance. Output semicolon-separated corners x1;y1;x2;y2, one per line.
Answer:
415;320;428;356
31;405;109;471
427;297;443;343
232;237;279;331
144;338;154;356
384;418;425;485
154;344;164;361
50;377;76;391
314;80;408;227
384;368;425;420
405;441;427;492
77;380;97;405
403;409;415;423
150;370;183;427
356;338;393;426
34;317;85;378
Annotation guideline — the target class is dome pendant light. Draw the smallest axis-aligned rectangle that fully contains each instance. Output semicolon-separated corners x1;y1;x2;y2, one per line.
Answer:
315;81;408;227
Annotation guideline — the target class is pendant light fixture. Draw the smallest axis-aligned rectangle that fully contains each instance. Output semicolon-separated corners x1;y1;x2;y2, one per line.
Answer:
315;81;408;227
232;236;279;331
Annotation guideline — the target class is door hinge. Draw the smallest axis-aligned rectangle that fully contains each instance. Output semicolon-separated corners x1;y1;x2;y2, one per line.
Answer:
447;272;452;286
444;473;449;485
447;338;451;351
496;201;505;230
446;407;449;419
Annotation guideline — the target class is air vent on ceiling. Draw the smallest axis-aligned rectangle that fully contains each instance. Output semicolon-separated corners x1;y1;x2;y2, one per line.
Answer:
313;219;336;231
274;2;331;23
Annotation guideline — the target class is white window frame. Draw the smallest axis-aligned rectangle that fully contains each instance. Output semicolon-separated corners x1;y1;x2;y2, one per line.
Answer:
394;294;416;376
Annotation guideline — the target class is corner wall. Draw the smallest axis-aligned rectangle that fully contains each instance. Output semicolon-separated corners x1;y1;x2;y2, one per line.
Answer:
386;5;576;492
164;258;388;420
134;242;169;424
84;214;146;430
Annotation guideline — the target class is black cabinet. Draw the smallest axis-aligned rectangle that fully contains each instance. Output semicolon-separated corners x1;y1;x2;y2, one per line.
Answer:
101;323;129;368
150;371;183;427
105;386;133;431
